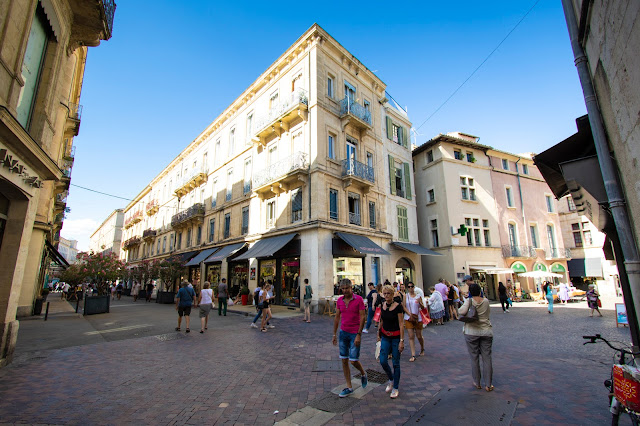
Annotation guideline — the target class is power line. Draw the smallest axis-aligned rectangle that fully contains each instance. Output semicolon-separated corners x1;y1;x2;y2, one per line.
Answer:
70;183;133;201
414;0;542;134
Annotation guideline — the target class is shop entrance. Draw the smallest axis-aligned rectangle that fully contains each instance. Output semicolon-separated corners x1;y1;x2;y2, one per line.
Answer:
228;260;249;298
395;257;414;285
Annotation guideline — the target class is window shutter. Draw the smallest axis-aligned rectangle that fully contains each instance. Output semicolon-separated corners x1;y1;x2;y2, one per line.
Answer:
403;162;412;200
402;127;409;148
388;155;396;195
386;117;393;140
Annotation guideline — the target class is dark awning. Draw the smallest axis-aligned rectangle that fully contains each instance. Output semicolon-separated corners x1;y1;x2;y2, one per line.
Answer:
185;248;219;267
234;233;297;260
392;242;442;256
175;250;200;265
335;232;390;255
204;243;245;263
568;258;603;278
45;240;69;268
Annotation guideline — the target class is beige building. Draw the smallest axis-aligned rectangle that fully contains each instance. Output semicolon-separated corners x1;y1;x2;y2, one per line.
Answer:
57;237;78;264
89;209;124;257
118;24;426;308
0;0;115;366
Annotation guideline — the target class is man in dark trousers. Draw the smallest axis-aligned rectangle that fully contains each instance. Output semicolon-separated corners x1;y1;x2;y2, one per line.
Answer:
175;281;196;333
217;277;228;316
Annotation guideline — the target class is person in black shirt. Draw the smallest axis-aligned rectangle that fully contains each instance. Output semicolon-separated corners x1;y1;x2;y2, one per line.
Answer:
377;284;405;399
364;282;378;333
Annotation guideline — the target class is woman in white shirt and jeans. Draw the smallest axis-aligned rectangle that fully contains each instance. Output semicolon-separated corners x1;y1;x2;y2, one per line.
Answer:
403;282;425;361
198;281;214;333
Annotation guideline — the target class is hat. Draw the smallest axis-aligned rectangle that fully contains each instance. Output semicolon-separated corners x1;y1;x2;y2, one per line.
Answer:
463;275;473;282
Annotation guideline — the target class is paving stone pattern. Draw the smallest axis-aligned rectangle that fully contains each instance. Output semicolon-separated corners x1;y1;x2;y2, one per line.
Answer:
0;296;634;425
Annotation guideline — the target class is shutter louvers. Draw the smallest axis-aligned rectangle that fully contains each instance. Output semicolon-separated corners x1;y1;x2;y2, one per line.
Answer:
386;117;393;140
403;162;412;200
388;155;396;196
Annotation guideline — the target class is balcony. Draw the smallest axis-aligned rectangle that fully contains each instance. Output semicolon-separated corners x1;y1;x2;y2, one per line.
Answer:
68;0;116;50
252;152;308;199
174;166;208;198
64;102;83;136
171;203;205;229
142;228;157;241
122;236;141;251
146;199;159;216
124;210;143;229
545;247;571;259
252;89;308;146
63;145;76;162
502;245;537;258
349;212;361;226
341;159;375;193
54;191;68;212
339;98;372;132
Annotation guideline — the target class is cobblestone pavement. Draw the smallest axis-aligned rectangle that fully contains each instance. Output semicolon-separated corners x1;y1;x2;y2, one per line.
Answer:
0;295;633;425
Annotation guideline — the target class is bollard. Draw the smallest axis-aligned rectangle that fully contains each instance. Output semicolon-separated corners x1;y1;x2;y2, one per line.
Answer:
44;301;50;321
76;297;80;313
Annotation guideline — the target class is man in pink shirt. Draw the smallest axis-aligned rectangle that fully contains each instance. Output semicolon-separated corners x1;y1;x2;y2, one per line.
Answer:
434;278;450;322
332;279;368;397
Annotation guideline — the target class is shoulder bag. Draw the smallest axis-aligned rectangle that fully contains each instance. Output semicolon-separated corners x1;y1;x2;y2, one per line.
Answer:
458;299;479;323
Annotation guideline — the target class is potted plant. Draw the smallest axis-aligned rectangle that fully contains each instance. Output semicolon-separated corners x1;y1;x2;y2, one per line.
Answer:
76;251;126;315
239;285;250;305
157;255;185;304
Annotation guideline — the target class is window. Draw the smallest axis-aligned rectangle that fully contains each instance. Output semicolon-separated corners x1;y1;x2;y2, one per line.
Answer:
388;156;412;200
502;159;509;170
329;189;338;220
224;213;231;238
196;225;202;245
523;164;529;175
269;90;279;110
366;152;373;169
268;144;277;165
431;219;439;248
547;224;557;251
344;81;356;103
460;177;476;201
266;200;276;228
214;140;221;166
226;169;233;201
545;195;554;212
327;75;335;98
170;233;174;251
483;220;491;247
186;228;192;247
156;239;161;255
246;113;253;142
508;223;518;249
364;100;370;113
392;124;400;143
228;129;235;157
530;224;539;248
427;150;434;163
454;149;463;160
346;136;357;162
567;196;576;211
397;206;409;241
211;179;217;208
427;188;435;203
241;206;249;234
369;201;376;229
209;218;215;242
348;193;361;225
328;134;335;159
203;152;208;171
506;186;514;207
466;152;474;162
243;158;252;194
177;232;182;250
291;189;302;222
572;223;583;247
162;236;167;253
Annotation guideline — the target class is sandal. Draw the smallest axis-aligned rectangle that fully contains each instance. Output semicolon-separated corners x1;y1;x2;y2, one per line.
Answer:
199;330;204;334
175;327;180;331
485;385;494;392
186;328;190;333
473;383;482;389
261;328;267;332
409;356;416;362
419;350;425;356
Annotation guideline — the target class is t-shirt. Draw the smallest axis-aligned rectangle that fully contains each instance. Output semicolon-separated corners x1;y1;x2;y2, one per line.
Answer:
366;289;377;309
217;282;228;298
435;282;448;301
62;283;70;292
177;286;195;307
336;295;365;334
304;285;312;300
200;289;213;305
380;302;404;335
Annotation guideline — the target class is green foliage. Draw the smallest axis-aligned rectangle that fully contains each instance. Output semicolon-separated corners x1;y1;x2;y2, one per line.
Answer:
158;255;185;291
239;285;250;296
76;251;127;295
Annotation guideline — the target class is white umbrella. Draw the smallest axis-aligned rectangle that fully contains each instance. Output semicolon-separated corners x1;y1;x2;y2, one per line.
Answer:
517;270;563;278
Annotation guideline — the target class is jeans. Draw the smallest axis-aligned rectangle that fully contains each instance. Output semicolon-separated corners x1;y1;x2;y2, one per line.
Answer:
218;297;227;315
464;334;493;388
443;300;450;321
252;307;270;325
500;296;508;312
365;306;375;330
379;336;401;390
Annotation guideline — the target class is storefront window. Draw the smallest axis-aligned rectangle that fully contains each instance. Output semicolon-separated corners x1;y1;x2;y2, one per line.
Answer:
281;257;300;307
395;258;414;285
190;267;201;290
228;261;248;297
334;257;364;296
259;259;276;287
205;264;221;288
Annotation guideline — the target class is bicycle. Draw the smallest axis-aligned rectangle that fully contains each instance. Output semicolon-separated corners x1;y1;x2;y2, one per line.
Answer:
583;334;640;425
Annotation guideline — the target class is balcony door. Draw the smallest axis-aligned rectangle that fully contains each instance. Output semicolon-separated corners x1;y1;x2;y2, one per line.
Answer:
346;140;357;162
344;81;356;104
508;223;517;249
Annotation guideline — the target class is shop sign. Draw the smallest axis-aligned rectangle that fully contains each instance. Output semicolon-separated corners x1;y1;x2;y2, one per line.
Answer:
283;260;299;267
0;148;43;187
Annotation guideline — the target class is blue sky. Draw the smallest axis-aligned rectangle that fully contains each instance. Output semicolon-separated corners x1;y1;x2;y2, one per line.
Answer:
62;0;587;250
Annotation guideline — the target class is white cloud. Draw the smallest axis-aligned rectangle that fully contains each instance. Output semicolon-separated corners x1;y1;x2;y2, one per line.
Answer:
61;218;99;252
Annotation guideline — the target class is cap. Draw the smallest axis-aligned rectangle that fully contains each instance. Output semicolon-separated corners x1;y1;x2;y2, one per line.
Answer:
463;275;473;282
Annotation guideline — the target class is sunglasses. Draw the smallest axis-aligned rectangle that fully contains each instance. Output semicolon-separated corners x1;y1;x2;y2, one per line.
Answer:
407;285;414;288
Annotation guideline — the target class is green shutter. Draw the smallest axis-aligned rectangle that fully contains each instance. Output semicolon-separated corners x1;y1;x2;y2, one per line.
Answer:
386;116;393;140
402;127;409;148
388;155;396;195
403;162;412;200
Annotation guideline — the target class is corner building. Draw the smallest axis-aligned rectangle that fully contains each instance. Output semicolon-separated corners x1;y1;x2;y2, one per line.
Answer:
119;24;425;310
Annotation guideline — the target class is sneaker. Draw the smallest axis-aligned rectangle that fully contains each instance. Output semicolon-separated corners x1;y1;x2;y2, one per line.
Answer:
267;325;275;329
361;375;368;389
250;323;258;328
390;389;399;399
506;309;510;313
339;388;353;398
385;381;393;393
362;329;369;334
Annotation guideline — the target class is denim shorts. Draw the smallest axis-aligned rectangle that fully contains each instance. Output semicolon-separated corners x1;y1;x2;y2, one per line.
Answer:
339;330;361;361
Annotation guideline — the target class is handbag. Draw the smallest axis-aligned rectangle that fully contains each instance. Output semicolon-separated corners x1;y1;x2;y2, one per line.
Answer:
375;340;381;360
458;300;479;323
597;298;602;308
372;306;381;322
419;307;432;326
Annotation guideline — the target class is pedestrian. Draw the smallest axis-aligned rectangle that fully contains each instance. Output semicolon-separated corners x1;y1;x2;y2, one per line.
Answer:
428;286;445;325
132;281;141;302
175;281;196;333
403;282;424;361
116;282;123;300
146;281;154;302
498;282;509;313
61;282;70;300
446;280;459;320
377;284;404;399
250;283;263;328
332;278;368;398
217;277;228;316
459;282;494;392
198;281;213;333
543;281;554;314
586;284;603;317
559;282;570;304
260;283;273;332
302;278;313;323
364;282;378;333
434;278;449;322
110;283;116;300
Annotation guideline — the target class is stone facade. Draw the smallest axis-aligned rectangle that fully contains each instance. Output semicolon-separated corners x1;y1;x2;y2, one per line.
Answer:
89;209;124;257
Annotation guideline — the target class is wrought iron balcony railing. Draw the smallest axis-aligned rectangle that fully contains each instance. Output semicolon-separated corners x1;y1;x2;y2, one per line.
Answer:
146;199;159;216
171;203;205;228
122;236;141;250
341;159;375;183
174;165;208;197
252;152;308;189
124;210;143;229
68;102;83;120
349;212;361;226
63;145;76;161
56;192;68;204
142;228;157;239
253;89;309;135
502;245;537;258
545;247;571;259
339;98;372;126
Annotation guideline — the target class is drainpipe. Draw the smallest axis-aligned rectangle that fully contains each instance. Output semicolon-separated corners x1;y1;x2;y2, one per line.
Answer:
562;0;640;348
515;158;529;246
308;49;312;221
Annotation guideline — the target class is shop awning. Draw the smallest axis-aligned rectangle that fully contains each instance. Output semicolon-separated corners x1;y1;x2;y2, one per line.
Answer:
45;240;69;268
470;267;515;274
568;258;603;278
335;232;390;255
175;250;200;265
204;243;245;263
185;248;219;267
234;233;297;261
392;242;441;256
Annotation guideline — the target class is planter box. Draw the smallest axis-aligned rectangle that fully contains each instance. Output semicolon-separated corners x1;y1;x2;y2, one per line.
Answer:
156;291;175;304
33;298;44;315
124;288;131;296
84;295;110;315
137;289;147;299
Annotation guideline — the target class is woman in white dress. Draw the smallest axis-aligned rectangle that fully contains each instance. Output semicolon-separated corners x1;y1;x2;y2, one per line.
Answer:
428;286;446;325
559;282;570;304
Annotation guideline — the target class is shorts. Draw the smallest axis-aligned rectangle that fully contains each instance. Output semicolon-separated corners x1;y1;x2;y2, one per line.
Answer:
178;305;192;316
304;299;312;308
338;330;361;362
199;303;212;318
404;318;421;329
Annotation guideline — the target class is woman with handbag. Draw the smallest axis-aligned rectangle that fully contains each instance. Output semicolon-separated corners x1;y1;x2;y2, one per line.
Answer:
459;282;494;392
403;282;425;361
377;284;405;399
586;284;603;317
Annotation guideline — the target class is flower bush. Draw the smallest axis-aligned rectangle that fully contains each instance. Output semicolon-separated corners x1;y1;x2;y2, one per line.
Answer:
158;255;185;292
75;251;127;295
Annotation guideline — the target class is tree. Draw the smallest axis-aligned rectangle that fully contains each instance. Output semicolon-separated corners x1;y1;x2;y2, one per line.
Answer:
158;255;185;292
57;263;85;287
76;251;127;296
131;259;160;288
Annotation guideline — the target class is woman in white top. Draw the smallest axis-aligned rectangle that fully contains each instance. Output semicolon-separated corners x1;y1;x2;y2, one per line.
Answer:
459;282;493;392
198;281;214;333
403;282;425;361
